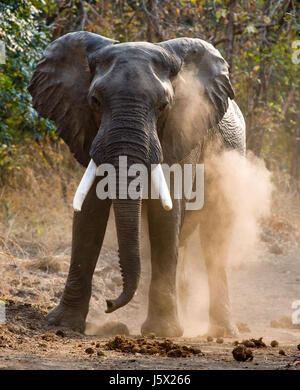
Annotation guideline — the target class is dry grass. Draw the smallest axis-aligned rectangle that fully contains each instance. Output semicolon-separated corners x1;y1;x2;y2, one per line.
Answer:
0;141;83;262
261;169;300;247
25;256;62;273
270;168;300;224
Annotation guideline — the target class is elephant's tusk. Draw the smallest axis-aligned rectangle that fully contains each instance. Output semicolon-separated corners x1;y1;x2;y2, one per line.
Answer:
151;164;173;211
73;159;97;212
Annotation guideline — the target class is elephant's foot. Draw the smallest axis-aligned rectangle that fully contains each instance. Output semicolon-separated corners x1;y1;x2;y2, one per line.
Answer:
141;316;184;338
46;303;87;333
207;320;239;338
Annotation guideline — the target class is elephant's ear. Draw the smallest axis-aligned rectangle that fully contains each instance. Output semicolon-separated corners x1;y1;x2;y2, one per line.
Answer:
157;38;234;164
28;32;117;167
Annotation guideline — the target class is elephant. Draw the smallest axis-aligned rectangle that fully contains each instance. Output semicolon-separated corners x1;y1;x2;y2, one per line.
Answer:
28;31;245;337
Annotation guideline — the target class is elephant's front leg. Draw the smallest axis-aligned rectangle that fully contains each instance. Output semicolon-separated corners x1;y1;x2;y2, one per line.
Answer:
47;179;111;332
142;198;183;337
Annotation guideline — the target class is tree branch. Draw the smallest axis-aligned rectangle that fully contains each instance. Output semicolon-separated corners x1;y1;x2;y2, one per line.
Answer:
213;23;277;46
140;0;164;41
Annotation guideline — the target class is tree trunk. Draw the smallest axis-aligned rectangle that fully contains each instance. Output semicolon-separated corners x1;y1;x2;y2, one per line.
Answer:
225;0;237;72
143;0;163;42
291;112;300;183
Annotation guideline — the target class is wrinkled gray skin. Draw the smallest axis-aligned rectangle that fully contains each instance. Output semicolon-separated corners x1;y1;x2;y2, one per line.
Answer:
28;32;245;337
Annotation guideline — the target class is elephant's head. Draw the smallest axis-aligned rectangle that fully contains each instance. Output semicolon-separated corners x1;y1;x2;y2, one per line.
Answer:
28;31;234;313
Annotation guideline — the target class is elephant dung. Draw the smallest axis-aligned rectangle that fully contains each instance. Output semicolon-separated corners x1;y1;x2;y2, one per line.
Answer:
232;345;254;362
105;335;203;358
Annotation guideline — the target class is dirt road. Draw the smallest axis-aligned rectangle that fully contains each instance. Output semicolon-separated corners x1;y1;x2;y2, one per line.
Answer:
1;243;300;369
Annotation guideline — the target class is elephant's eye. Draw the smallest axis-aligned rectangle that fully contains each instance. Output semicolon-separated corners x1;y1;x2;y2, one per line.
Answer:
159;100;168;111
91;95;101;107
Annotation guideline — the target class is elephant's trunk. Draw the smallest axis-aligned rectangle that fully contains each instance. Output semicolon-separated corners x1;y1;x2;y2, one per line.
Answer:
86;98;169;312
105;162;142;313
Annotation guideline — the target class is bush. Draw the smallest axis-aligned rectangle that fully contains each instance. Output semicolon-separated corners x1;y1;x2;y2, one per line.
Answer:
0;0;56;173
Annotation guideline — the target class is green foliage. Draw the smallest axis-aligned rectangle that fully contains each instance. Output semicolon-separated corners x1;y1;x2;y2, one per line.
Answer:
0;0;55;147
0;0;299;184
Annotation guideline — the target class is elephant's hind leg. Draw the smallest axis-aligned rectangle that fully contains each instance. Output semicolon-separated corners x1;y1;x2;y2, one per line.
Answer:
177;245;190;318
199;195;239;338
46;179;111;332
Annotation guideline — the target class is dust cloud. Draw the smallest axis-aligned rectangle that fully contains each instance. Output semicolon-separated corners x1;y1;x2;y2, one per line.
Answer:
206;149;273;266
177;149;274;336
171;62;274;336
